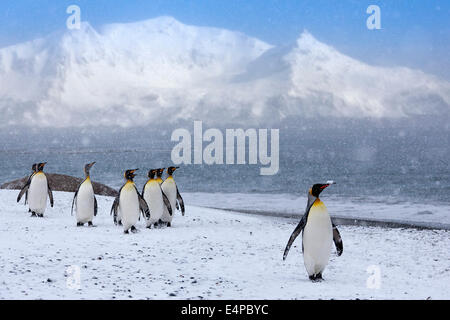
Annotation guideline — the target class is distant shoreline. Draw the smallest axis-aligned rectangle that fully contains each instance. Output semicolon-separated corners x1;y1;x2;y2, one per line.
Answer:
202;206;450;231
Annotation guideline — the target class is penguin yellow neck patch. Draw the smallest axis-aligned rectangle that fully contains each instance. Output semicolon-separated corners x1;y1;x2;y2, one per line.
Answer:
312;199;327;210
124;180;135;190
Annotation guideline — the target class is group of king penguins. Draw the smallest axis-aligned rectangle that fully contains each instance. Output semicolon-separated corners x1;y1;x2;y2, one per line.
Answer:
17;162;185;234
16;162;343;281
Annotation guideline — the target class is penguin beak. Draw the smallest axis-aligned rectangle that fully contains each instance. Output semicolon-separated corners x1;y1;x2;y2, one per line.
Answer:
320;181;336;189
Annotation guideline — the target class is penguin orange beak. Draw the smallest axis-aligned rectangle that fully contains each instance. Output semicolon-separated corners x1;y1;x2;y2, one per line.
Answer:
320;181;336;189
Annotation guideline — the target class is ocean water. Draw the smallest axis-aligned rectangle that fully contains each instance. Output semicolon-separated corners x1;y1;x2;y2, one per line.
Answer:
0;117;449;209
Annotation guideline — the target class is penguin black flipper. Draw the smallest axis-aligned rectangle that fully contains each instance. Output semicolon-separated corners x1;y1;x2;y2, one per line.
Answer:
135;186;150;219
24;175;33;205
161;190;173;216
283;198;316;260
47;180;54;207
332;223;343;256
71;187;79;216
110;185;123;225
17;179;31;203
283;215;307;260
111;195;120;224
94;196;98;216
176;186;185;216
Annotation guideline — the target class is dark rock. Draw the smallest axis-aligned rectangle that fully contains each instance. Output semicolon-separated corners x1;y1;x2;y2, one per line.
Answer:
1;173;118;197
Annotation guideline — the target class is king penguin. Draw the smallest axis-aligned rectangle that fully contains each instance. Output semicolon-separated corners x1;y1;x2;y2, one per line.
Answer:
110;169;150;234
17;162;54;217
160;166;185;227
142;169;172;228
283;181;343;281
155;168;165;184
71;162;97;227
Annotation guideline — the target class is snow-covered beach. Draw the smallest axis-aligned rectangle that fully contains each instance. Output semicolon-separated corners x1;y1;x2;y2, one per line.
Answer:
0;189;449;300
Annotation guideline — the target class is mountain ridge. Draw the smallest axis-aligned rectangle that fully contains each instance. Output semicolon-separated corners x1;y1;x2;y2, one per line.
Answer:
0;16;449;127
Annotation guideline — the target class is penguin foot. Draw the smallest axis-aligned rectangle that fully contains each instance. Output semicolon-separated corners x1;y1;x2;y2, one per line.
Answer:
30;211;37;217
88;221;93;227
124;230;129;234
153;222;159;228
77;222;84;227
309;273;323;282
130;226;138;233
118;221;123;226
37;213;44;218
167;222;171;227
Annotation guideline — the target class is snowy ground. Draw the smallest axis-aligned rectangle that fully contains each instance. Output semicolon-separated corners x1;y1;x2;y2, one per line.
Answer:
0;190;449;300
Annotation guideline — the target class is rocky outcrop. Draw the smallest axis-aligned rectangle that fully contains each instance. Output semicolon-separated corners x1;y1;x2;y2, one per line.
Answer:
1;173;118;197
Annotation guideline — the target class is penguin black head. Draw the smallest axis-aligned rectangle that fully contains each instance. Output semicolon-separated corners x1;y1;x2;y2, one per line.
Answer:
37;162;47;172
31;163;38;172
156;168;165;178
148;169;157;179
124;169;138;181
167;166;179;176
310;181;335;198
84;162;96;177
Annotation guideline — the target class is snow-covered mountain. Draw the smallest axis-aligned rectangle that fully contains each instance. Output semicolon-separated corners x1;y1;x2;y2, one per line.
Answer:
0;16;449;127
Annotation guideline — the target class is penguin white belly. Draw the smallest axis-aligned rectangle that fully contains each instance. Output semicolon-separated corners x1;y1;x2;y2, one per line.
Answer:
161;178;177;223
28;172;48;214
302;200;333;276
143;181;165;225
76;180;95;223
119;183;140;231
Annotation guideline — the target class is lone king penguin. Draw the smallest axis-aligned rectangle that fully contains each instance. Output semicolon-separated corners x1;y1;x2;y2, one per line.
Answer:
283;181;343;281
